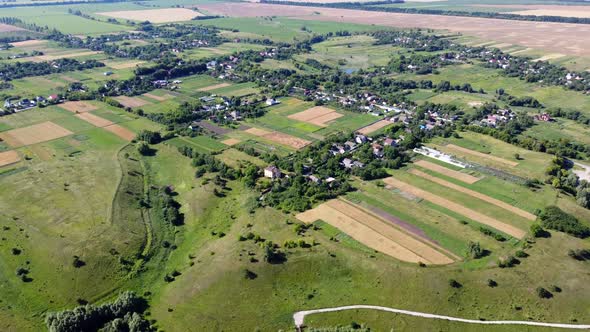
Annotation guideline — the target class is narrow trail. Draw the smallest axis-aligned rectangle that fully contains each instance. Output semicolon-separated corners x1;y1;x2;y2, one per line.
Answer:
293;305;590;330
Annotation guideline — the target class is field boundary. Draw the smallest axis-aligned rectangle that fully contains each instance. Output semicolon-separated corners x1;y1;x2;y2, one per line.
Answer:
414;159;480;184
445;144;518;167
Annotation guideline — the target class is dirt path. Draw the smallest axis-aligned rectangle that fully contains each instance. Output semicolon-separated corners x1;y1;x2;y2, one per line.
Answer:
409;169;536;221
293;305;590;329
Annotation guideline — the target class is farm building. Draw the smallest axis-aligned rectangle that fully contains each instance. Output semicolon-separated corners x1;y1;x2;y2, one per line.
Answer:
264;166;281;179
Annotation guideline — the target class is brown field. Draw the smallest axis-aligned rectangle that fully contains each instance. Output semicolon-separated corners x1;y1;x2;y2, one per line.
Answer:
104;124;135;141
0;24;25;33
265;132;311;149
142;93;173;102
0;150;20;167
383;177;526;239
445;144;519;167
75;113;114;128
197;83;231;92
221;138;241;146
244;127;311;149
476;4;590;19
414;159;480;184
200;2;590;57
30;51;101;62
114;96;151;108
357;119;392;135
245;127;272;137
297;199;455;264
409;169;536;221
288;106;343;127
58;101;98;113
97;8;202;23
0;122;72;148
105;60;145;69
10;39;46;47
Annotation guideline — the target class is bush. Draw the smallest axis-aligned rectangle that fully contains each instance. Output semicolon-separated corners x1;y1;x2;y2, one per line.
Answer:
244;269;257;280
449;279;462;288
536;287;553;299
514;250;529;258
498;256;519;268
539;206;590;238
466;241;485;259
479;227;506;241
530;223;550;238
487;279;498;287
567;249;590;261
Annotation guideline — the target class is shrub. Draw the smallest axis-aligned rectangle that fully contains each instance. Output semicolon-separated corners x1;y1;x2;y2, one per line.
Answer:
244;269;257;280
568;249;590;261
530;223;550;238
538;206;590;238
536;287;553;299
515;250;529;258
449;279;462;288
466;241;485;259
479;227;506;242
498;256;519;268
487;279;498;288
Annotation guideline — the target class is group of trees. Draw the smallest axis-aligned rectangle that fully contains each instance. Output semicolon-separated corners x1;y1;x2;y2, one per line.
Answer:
538;206;590;238
45;292;153;332
0;58;104;81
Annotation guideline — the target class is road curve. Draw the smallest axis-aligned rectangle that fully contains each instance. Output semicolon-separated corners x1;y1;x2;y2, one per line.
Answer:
293;305;590;330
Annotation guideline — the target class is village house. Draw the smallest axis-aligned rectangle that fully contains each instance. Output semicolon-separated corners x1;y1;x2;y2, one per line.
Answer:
264;166;282;179
266;98;280;106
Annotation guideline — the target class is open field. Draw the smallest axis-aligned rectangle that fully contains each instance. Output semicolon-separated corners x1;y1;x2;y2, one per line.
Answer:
0;23;25;32
287;106;343;127
446;144;519;167
408;168;536;221
357;119;392;135
104;60;145;70
383;176;526;239
9;39;45;47
75;112;114;128
143;93;173;102
200;2;590;57
0;121;73;148
243;125;313;149
97;8;201;23
0;150;20;167
30;51;102;62
221;138;241;146
414;159;480;184
474;4;590;19
58;101;99;113
297;199;455;264
115;96;151;108
197;82;231;92
104;124;135;141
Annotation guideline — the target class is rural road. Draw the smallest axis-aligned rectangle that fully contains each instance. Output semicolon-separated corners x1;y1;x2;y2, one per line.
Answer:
293;305;590;330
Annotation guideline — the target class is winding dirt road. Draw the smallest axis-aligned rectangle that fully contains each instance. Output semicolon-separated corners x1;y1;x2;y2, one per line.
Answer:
293;305;590;330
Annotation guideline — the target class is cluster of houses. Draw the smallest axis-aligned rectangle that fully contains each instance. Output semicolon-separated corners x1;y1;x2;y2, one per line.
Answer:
151;79;182;90
472;108;515;128
1;94;61;116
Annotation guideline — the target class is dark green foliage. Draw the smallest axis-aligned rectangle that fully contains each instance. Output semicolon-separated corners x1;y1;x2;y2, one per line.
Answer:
244;269;257;280
0;58;104;81
498;256;519;268
466;241;485;259
45;291;152;332
136;130;162;144
153;187;184;226
514;250;529;258
530;223;550;238
449;279;462;288
72;256;86;268
479;227;506;242
568;249;590;261
536;287;553;299
136;142;151;156
487;279;498;288
538;206;590;238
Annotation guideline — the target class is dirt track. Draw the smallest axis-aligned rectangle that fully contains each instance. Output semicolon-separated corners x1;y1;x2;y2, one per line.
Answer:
199;2;590;57
383;177;526;239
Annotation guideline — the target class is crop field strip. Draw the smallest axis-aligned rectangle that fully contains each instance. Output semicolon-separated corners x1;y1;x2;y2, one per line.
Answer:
297;199;456;264
97;8;202;23
408;168;536;221
0;150;20;167
357;119;392;135
445;144;519;167
197;83;231;92
200;3;590;57
58;101;98;113
287;106;343;127
414;159;481;184
382;177;526;239
114;96;151;108
0;121;73;148
244;127;311;149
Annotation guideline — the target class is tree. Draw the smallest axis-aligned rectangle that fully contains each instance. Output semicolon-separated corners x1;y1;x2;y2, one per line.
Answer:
536;287;553;299
136;142;151;156
466;241;485;259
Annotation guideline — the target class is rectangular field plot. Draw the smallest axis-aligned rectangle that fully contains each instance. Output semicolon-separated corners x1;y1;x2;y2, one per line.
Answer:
114;96;151;108
383;176;526;239
58;101;98;113
297;199;456;264
414;159;481;184
287;106;343;127
97;8;202;23
0;150;20;167
357;119;393;135
0;121;73;148
204;82;259;97
244;127;311;150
